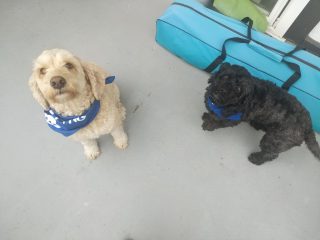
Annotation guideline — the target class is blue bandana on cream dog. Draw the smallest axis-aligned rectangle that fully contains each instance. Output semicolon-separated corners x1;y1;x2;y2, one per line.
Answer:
44;76;115;137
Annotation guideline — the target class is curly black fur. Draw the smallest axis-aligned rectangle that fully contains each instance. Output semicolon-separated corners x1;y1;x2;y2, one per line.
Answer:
202;63;320;165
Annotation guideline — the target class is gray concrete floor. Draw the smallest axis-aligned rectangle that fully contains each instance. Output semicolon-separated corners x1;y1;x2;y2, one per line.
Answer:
1;0;320;240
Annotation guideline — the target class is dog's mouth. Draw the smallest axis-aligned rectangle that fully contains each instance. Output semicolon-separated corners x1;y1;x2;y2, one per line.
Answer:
52;89;77;101
209;94;222;105
55;89;69;97
59;89;72;95
209;94;218;103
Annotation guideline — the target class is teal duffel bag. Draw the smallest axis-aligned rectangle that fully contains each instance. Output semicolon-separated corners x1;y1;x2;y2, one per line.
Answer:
156;0;320;132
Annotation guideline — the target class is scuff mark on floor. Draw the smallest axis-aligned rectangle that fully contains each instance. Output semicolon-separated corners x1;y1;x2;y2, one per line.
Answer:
132;92;151;114
132;105;140;113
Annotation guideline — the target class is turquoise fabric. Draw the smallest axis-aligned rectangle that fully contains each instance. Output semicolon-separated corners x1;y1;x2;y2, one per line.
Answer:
156;0;320;132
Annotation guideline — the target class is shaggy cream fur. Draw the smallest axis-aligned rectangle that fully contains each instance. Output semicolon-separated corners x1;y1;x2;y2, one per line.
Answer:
29;49;128;159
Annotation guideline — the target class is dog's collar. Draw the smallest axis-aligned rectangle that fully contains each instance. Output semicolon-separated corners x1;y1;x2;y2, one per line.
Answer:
44;100;101;136
44;76;115;137
206;97;242;121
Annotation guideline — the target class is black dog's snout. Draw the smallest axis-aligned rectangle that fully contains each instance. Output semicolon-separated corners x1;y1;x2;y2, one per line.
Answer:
50;76;66;89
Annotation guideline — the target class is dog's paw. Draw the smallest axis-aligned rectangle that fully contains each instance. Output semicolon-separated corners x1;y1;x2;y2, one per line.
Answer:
202;112;211;121
202;120;216;131
248;152;265;165
114;134;128;150
202;113;217;131
85;149;101;160
248;152;277;165
114;140;128;149
202;121;215;131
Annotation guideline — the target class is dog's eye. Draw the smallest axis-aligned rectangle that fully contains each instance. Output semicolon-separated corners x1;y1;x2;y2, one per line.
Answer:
64;62;74;70
39;68;47;75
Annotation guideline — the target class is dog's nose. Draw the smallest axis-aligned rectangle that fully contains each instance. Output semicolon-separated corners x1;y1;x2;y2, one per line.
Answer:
50;76;66;89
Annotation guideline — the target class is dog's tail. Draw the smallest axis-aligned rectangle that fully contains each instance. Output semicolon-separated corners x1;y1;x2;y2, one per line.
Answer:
305;130;320;160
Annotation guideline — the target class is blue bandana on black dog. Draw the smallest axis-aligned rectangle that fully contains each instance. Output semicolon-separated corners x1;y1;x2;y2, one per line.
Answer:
206;97;242;121
44;76;115;137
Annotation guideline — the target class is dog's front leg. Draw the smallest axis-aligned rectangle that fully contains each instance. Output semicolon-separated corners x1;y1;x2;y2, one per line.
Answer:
111;125;128;149
202;112;239;131
81;139;101;160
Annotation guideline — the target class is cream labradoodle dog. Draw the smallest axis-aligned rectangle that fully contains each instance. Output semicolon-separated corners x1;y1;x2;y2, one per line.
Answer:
29;49;128;159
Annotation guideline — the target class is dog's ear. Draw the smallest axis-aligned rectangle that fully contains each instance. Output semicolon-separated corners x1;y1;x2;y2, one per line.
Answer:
28;72;49;109
234;65;251;78
81;61;105;100
208;74;215;84
215;63;232;80
219;63;231;72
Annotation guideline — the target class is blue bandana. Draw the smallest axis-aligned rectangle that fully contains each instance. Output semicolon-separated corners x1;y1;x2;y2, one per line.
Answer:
206;97;242;121
44;76;115;137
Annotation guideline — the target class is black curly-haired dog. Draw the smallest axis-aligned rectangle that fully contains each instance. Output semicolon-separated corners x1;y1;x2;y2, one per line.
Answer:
202;63;320;165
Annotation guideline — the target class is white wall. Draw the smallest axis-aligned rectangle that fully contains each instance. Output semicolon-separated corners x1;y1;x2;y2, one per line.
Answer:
309;21;320;43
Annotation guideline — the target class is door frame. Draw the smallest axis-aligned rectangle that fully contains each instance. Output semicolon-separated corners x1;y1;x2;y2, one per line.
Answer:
254;0;311;40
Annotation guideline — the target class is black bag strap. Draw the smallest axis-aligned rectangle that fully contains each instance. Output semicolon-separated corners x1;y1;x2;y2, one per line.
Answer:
281;60;301;90
281;46;303;90
204;17;302;90
204;37;250;73
241;17;253;40
204;17;253;73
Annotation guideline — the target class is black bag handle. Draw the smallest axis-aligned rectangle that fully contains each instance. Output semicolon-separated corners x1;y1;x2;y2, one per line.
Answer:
281;46;303;90
204;37;250;73
241;17;253;40
204;17;302;90
204;17;252;73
